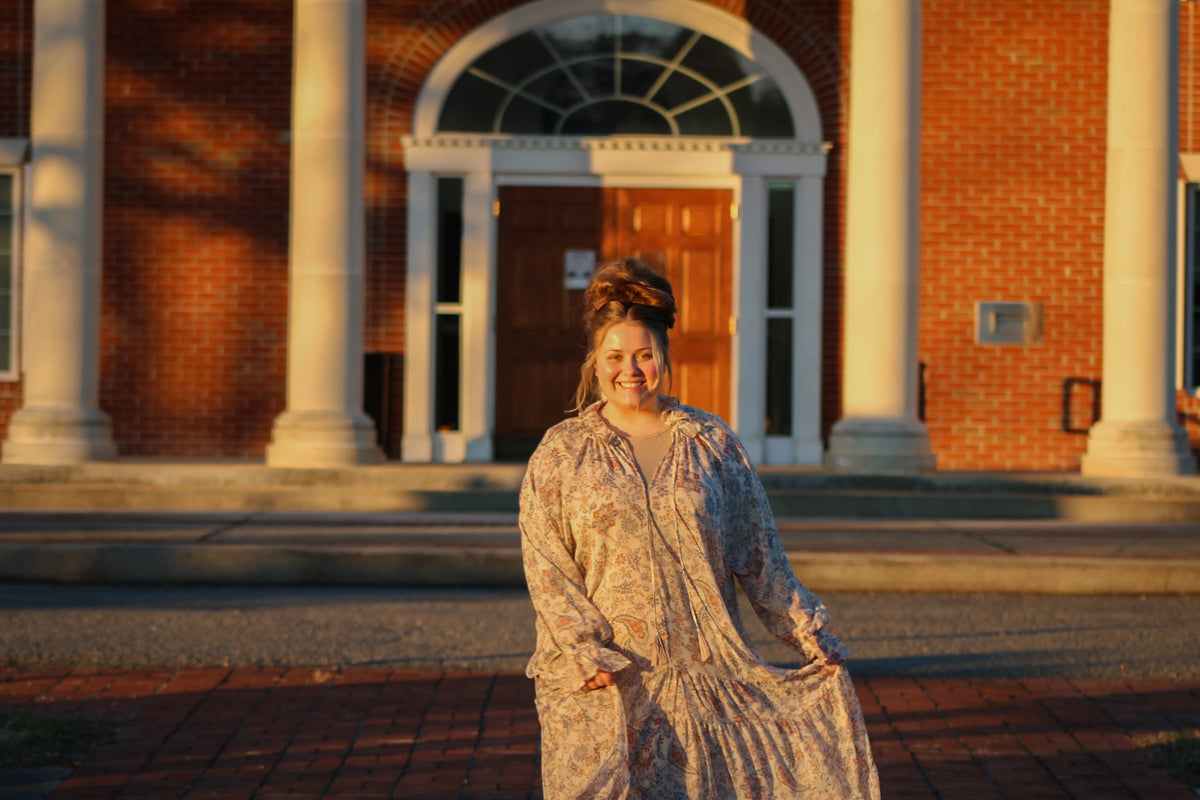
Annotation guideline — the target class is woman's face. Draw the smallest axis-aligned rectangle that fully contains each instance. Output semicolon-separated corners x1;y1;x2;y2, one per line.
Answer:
595;321;661;413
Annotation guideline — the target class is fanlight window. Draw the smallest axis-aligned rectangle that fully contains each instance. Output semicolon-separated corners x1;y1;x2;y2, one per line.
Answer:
438;15;794;137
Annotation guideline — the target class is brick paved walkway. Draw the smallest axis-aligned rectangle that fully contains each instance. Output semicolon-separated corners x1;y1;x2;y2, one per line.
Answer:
2;668;1198;799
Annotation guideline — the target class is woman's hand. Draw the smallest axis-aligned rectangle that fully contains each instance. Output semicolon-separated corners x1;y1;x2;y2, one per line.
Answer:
582;669;614;691
799;630;847;666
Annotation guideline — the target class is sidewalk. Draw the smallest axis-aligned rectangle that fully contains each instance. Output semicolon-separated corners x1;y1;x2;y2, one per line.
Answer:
2;512;1199;594
1;666;1197;799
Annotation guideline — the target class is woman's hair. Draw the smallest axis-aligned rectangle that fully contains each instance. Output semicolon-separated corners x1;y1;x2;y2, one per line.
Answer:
571;257;677;412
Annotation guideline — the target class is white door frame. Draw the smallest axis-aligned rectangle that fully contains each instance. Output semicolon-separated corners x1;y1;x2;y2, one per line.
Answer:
402;0;827;465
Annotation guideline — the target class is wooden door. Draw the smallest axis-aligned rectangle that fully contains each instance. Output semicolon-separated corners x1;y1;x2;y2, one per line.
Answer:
612;188;733;424
494;186;603;460
494;186;732;460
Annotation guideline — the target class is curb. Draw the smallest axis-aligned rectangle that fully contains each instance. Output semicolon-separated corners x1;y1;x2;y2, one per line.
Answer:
3;542;1199;595
0;543;527;588
789;552;1200;595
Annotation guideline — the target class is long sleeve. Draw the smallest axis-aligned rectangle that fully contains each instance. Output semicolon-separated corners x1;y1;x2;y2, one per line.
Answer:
520;432;632;690
720;432;847;664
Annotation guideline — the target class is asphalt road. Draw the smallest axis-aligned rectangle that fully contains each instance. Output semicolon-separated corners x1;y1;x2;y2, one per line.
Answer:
1;584;1197;680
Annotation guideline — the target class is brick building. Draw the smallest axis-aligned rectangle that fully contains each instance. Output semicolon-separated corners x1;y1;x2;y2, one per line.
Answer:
0;0;1196;475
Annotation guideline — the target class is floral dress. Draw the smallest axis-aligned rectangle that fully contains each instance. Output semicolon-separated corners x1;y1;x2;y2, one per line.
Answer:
520;399;881;800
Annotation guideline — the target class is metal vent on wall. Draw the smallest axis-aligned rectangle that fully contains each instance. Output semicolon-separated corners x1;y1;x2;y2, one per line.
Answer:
976;301;1042;345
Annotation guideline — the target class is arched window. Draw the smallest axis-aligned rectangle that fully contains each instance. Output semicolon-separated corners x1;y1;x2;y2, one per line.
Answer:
438;14;794;137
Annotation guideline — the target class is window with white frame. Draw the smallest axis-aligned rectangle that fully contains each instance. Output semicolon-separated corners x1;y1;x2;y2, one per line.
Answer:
435;176;464;432
1184;184;1200;391
765;181;795;436
439;14;794;138
0;168;18;380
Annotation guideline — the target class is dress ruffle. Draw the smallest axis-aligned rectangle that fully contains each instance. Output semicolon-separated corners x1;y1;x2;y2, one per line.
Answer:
621;661;878;799
527;640;634;691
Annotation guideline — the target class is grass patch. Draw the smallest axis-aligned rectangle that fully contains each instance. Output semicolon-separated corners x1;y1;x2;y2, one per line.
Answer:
1137;729;1200;790
0;712;118;768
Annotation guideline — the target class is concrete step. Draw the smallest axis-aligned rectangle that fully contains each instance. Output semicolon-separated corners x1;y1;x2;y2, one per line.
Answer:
2;514;1198;594
3;463;1200;520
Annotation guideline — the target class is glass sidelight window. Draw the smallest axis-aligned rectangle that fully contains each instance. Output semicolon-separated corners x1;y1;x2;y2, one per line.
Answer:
438;14;793;138
435;177;463;431
1184;184;1200;391
765;182;795;436
0;171;17;379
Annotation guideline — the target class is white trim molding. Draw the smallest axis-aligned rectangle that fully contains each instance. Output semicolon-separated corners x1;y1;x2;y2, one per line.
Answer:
0;139;30;164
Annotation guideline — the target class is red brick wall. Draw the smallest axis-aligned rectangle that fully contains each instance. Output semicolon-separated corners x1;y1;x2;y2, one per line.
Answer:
918;0;1109;470
103;0;293;457
2;1;1197;468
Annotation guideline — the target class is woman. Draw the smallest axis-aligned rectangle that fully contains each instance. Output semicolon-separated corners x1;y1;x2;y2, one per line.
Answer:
520;258;880;800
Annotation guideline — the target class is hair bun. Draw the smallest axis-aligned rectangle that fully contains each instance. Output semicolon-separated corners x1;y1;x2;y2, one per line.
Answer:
584;258;677;333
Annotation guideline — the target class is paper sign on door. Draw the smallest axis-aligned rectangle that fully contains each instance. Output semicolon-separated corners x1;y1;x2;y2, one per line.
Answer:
564;249;596;290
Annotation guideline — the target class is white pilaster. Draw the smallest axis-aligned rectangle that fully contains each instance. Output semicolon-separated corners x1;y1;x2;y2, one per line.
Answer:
1083;0;1195;477
792;174;825;465
3;0;116;464
266;0;380;467
401;170;435;463
457;170;495;462
735;174;767;464
824;0;934;473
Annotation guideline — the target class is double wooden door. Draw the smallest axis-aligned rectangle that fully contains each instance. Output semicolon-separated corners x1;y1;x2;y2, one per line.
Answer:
494;186;733;460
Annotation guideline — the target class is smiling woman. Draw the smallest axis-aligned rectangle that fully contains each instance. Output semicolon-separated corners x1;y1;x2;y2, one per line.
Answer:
519;258;880;799
596;325;660;415
572;259;676;436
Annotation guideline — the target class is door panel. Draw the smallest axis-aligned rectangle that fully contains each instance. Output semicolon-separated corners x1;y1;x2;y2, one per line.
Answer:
494;187;602;460
615;188;733;424
494;186;732;460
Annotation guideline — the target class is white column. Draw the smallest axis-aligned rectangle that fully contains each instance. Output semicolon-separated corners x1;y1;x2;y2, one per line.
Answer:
1083;0;1195;477
824;0;934;473
266;0;380;467
3;0;115;464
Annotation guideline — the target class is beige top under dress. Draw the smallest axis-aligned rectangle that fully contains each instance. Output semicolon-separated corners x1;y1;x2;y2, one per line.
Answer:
628;424;672;479
519;398;881;800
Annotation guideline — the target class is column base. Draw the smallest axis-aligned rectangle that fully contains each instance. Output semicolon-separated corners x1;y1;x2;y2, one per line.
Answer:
266;409;383;468
2;405;117;464
824;417;936;474
1081;419;1196;477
